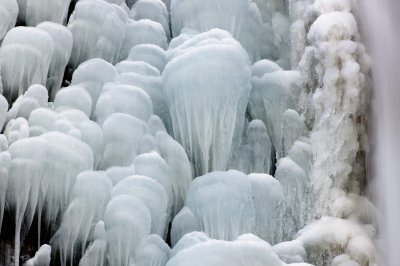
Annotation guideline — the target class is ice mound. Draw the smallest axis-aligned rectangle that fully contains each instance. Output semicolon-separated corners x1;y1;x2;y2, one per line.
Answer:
51;171;112;265
171;170;285;245
4;131;93;265
101;113;148;169
135;234;170;266
167;233;309;266
1;27;54;102
67;0;128;68
36;22;73;100
6;84;48;123
130;0;170;40
127;44;167;73
95;83;153;125
104;195;151;266
0;0;18;41
170;0;266;62
113;63;170;130
112;175;169;237
119;19;168;61
163;29;251;175
54;85;92;117
29;108;104;168
70;58;117;118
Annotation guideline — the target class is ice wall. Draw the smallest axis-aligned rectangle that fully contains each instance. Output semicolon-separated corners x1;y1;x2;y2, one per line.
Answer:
0;0;380;265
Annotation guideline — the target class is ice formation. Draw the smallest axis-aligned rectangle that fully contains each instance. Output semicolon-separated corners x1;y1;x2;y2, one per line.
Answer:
0;27;54;102
0;0;381;265
163;29;251;176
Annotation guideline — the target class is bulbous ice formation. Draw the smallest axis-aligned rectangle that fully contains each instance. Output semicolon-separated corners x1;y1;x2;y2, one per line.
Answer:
16;0;71;26
130;0;170;40
119;19;168;61
67;0;128;68
70;58;117;118
163;29;251;175
0;0;18;41
170;0;267;61
0;27;54;102
171;170;285;245
36;22;73;101
167;233;304;266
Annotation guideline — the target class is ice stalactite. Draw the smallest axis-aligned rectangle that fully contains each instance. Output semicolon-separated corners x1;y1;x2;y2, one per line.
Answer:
163;29;251;176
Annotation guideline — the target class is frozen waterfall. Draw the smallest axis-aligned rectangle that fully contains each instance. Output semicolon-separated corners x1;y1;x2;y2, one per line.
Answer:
0;0;387;265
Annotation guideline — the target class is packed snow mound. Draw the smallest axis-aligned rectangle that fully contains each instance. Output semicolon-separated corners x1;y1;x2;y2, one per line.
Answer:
170;0;267;62
163;29;251;176
171;170;285;245
167;233;311;266
1;27;54;102
0;0;18;41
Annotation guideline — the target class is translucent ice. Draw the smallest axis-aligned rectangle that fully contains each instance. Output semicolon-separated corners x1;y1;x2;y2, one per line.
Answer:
1;27;54;102
163;29;251;175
